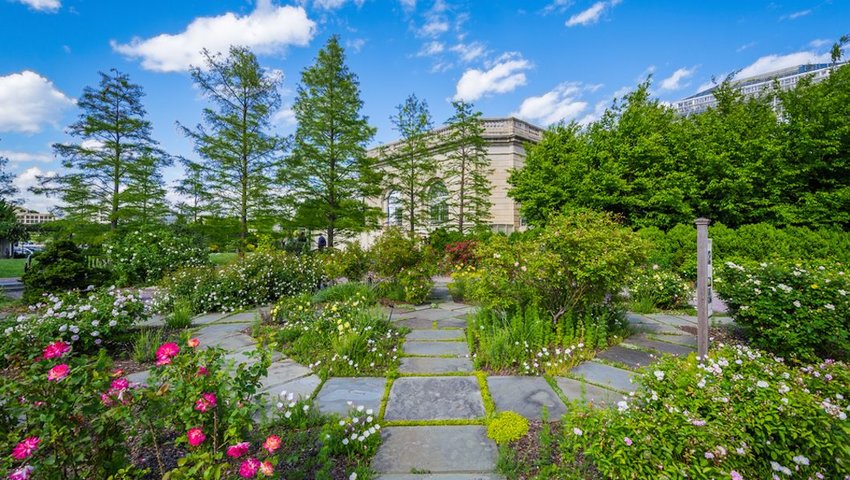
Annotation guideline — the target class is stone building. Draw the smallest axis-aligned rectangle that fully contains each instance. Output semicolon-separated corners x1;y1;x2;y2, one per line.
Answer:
358;117;543;246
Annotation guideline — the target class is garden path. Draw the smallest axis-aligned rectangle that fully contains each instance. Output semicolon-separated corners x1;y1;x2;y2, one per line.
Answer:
128;285;730;479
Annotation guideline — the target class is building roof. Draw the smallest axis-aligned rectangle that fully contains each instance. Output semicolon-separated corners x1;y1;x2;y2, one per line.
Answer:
682;62;843;100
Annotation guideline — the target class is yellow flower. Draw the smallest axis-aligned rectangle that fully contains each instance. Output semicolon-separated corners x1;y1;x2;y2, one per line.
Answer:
811;284;819;289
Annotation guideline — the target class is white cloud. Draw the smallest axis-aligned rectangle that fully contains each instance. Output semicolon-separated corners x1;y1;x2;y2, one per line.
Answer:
0;71;75;134
513;82;596;125
735;50;830;80
112;1;317;73
737;41;757;52
417;41;445;57
660;66;697;91
543;0;573;15
450;42;486;63
782;9;811;20
565;0;620;27
346;38;366;53
418;0;450;37
695;78;720;93
399;0;416;11
454;54;532;101
14;0;60;12
809;38;831;48
272;107;296;126
15;167;58;212
313;0;364;10
0;150;53;164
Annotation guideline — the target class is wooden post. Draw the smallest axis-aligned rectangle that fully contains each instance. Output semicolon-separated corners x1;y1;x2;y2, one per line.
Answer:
696;218;711;361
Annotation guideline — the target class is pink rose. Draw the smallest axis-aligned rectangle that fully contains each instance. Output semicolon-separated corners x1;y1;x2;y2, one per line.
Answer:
11;437;40;460
186;427;206;447
195;392;217;413
227;442;250;459
47;364;70;381
239;458;260;478
110;378;129;391
262;435;281;453
259;460;274;476
42;341;70;359
8;465;34;480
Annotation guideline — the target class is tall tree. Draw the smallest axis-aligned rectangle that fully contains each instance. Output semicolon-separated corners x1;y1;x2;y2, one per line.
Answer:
34;69;165;229
383;93;436;235
288;35;381;248
180;47;287;251
122;152;171;225
174;157;207;223
443;100;493;233
0;140;18;201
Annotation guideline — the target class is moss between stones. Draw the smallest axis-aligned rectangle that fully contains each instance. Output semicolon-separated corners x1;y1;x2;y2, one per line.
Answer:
475;371;495;418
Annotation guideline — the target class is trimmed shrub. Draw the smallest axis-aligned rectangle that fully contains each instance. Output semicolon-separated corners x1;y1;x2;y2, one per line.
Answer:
628;266;693;312
487;411;529;445
106;226;209;286
22;239;110;304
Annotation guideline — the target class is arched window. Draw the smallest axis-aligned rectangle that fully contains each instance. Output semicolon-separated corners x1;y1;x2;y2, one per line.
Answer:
386;190;402;226
429;181;449;225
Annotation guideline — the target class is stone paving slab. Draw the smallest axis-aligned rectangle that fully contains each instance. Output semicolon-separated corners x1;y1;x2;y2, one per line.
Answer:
570;361;638;393
395;308;462;322
373;426;497;474
264;374;321;401
554;377;622;407
194;322;249;339
378;474;504;480
438;301;471;311
259;359;313;391
649;333;697;347
487;376;566;420
596;345;658;369
384;377;485;421
315;377;386;416
406;329;465;341
137;315;166;328
625;335;695;356
404;341;469;356
635;322;688;335
223;347;282;365
651;314;697;327
192;312;230;325
221;310;260;324
435;316;468;328
399;356;474;374
395;317;435;329
626;312;657;325
127;369;150;386
204;333;256;351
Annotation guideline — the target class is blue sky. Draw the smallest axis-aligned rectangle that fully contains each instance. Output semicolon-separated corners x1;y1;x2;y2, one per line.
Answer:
0;0;846;211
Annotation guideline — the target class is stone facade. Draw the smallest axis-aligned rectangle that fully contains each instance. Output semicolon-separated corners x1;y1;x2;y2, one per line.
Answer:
358;117;543;246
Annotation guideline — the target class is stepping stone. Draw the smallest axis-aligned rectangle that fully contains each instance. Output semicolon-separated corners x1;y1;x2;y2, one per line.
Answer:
373;426;497;474
554;377;622;407
137;315;166;328
377;475;504;480
206;333;255;351
487;376;566;420
194;322;248;339
315;377;386;416
399;356;474;374
635;323;687;336
626;312;656;325
650;333;697;347
439;301;470;311
223;346;282;365
711;316;735;325
570;361;638;393
404;341;468;356
395;317;434;329
221;310;260;324
384;376;485;421
127;369;150;386
395;308;460;322
436;316;468;328
596;345;657;369
406;329;465;341
625;335;695;356
259;359;313;392
264;374;321;402
192;312;229;325
649;314;697;327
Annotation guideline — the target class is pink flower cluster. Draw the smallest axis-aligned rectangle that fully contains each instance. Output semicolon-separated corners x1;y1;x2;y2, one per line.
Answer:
195;392;217;413
11;437;40;460
42;340;70;360
155;342;180;366
223;436;280;478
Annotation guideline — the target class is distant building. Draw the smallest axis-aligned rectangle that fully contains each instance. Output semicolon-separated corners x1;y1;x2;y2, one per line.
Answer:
674;62;846;115
359;117;543;245
14;207;55;225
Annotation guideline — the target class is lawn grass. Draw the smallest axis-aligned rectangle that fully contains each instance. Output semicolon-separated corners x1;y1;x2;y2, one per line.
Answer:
0;258;28;278
209;252;239;266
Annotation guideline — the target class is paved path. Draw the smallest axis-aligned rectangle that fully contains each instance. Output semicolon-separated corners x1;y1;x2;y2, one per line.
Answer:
128;283;729;479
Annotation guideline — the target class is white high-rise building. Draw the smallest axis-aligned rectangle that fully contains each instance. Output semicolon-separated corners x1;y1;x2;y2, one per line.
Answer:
674;62;845;115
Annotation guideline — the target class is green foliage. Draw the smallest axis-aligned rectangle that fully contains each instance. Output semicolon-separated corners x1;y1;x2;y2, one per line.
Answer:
0;199;27;245
131;328;165;363
321;241;373;282
370;227;435;304
487;411;530;445
35;69;170;230
267;293;405;377
155;251;323;314
1;287;146;363
180;47;286;251
289;35;382;247
716;261;850;361
628;266;693;312
22;239;110;303
311;282;377;305
106;226;209;286
166;299;193;330
509;67;850;230
561;345;850;479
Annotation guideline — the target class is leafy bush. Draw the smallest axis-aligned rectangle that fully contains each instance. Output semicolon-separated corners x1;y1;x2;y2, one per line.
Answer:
0;348;140;479
131;328;165;363
320;241;372;283
488;411;530;445
156;251;324;314
1;287;146;363
444;240;479;268
370;227;435;304
628;266;693;312
21;239;110;304
311;282;377;305
266;294;405;377
561;344;850;480
468;210;646;321
166;299;193;329
447;264;475;302
716;261;850;361
106;227;209;286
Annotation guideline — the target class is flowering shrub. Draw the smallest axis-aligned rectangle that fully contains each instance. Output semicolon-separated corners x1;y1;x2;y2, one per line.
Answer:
628;265;693;312
0;347;139;478
266;293;404;377
1;287;146;363
561;344;850;479
717;261;850;361
21;239;110;304
444;240;479;268
106;227;209;286
370;227;436;304
320;241;372;283
155;251;324;314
